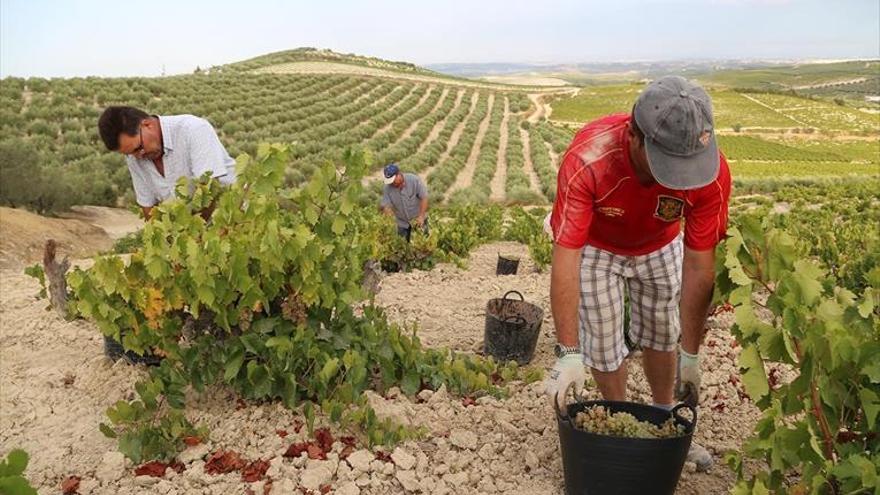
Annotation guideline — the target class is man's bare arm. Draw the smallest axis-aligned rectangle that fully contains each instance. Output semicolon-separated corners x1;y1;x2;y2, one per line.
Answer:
550;244;583;348
680;247;716;354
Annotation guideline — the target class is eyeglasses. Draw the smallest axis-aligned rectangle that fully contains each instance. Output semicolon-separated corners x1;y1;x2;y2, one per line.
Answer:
126;123;145;156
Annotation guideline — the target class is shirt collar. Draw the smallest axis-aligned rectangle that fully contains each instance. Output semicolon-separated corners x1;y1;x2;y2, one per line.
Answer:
156;115;174;153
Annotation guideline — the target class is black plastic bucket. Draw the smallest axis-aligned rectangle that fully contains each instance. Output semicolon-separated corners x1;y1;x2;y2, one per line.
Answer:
483;290;543;365
555;399;696;495
496;255;520;275
104;335;163;366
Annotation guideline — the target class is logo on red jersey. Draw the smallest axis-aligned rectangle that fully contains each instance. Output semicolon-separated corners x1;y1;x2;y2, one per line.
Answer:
597;206;625;218
654;195;684;222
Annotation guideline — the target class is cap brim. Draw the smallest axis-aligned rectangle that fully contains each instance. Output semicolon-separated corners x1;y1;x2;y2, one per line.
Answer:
645;134;720;190
384;176;396;185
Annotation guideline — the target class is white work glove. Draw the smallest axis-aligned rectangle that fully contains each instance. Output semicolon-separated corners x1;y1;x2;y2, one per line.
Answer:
544;353;587;409
675;346;700;407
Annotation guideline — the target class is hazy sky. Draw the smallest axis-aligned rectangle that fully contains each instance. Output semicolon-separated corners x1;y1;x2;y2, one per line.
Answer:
1;0;878;78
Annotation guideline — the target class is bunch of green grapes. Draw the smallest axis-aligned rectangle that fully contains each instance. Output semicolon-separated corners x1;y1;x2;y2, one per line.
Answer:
574;406;684;439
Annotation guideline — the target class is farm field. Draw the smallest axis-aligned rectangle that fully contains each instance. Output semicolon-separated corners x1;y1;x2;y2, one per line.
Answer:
1;49;879;495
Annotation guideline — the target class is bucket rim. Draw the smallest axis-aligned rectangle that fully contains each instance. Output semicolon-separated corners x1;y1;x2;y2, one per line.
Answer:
555;397;697;438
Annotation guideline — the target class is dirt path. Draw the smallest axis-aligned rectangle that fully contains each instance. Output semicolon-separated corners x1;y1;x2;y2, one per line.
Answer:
520;100;550;199
527;89;576;124
419;91;479;182
418;89;466;154
520;126;546;200
373;84;425;136
446;93;496;196
1;241;766;494
489;98;511;202
349;80;394;106
395;86;449;145
546;142;561;171
738;93;811;128
527;94;545;123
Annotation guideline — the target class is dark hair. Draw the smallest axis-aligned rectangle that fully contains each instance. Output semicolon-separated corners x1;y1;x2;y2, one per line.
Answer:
97;106;149;150
630;107;645;142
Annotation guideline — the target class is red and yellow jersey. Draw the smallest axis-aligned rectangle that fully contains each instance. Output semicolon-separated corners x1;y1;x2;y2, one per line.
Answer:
550;114;731;255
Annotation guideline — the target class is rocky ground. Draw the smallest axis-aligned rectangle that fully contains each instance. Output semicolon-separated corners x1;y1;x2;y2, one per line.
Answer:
1;241;769;494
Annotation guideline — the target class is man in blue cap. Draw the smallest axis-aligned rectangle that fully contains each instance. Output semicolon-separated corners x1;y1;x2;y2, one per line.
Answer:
380;164;429;242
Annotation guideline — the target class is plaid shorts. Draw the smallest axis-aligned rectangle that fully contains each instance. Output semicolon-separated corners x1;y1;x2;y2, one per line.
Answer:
578;235;683;372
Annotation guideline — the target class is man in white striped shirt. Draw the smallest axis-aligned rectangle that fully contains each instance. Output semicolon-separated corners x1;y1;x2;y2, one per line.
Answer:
98;106;236;220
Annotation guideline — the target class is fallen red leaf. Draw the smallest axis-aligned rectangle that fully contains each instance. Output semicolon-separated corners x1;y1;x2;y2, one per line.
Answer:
170;462;185;473
183;435;202;446
314;428;334;452
205;450;245;475
263;480;273;495
241;459;270;483
375;450;392;462
135;461;169;477
306;443;326;460
236;398;248;410
320;484;331;494
461;396;476;407
276;429;289;438
283;442;309;459
339;436;356;447
61;476;80;494
292;419;304;433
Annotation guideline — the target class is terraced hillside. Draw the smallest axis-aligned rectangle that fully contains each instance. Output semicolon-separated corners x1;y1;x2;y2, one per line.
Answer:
1;49;877;215
0;51;573;210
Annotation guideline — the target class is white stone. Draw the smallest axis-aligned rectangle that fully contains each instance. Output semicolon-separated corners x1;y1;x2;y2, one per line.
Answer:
300;463;333;490
133;475;159;486
177;444;210;464
478;443;495;460
154;480;174;494
391;447;416;470
336;481;361;495
183;460;208;485
346;449;375;473
524;451;540;472
274;478;297;493
443;471;469;487
382;462;395;475
416;389;433;402
307;458;338;476
448;429;478;450
396;469;420;492
355;474;371;487
337;460;353;481
266;456;285;479
78;478;99;495
428;384;448;404
95;451;126;483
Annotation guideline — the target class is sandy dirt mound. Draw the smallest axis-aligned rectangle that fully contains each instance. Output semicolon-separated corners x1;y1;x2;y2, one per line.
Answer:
1;241;764;494
0;206;141;271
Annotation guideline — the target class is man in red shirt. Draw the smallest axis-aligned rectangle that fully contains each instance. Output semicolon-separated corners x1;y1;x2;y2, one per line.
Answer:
544;76;730;471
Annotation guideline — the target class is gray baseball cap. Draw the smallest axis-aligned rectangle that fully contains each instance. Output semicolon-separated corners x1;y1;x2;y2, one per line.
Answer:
633;76;719;190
